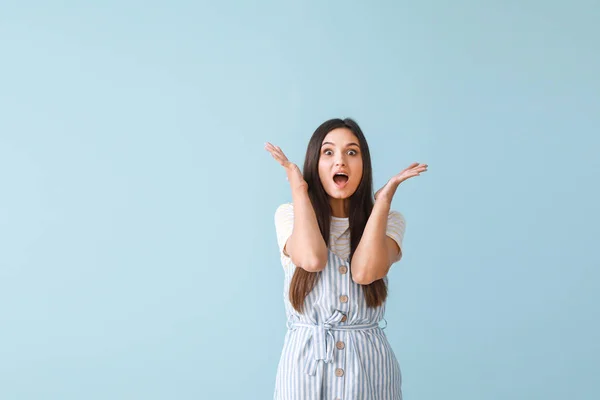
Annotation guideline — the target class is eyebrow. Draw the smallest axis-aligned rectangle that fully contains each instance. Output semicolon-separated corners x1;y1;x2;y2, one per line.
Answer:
321;142;360;148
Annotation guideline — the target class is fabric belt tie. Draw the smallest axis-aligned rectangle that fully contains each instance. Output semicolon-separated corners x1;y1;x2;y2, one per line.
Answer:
287;310;385;376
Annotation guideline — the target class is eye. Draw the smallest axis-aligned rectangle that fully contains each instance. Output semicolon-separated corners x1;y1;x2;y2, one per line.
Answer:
323;149;333;156
348;150;358;156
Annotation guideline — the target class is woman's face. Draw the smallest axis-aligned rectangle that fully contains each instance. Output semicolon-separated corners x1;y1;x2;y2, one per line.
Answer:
318;127;364;199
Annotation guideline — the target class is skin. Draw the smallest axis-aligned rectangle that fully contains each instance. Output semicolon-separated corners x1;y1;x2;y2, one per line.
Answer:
351;161;427;284
264;133;428;282
264;142;328;272
318;128;364;217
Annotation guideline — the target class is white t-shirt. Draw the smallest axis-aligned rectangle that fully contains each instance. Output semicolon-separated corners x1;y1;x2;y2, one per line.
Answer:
274;202;406;269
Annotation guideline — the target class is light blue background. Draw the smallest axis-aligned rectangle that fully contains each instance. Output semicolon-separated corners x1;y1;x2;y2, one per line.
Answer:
1;1;598;399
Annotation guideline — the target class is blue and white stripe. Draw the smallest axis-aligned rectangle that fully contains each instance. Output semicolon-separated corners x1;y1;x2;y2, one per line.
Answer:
274;249;402;399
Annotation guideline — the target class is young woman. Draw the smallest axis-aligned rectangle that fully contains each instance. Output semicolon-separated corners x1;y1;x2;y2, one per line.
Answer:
265;118;427;400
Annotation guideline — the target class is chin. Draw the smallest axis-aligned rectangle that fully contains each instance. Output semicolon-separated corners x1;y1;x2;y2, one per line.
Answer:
326;187;357;199
329;194;348;199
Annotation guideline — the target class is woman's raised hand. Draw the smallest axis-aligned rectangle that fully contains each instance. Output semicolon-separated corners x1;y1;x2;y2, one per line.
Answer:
374;162;428;203
265;142;308;190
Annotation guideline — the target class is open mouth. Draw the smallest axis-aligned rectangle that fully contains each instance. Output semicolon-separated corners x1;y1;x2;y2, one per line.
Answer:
333;173;349;188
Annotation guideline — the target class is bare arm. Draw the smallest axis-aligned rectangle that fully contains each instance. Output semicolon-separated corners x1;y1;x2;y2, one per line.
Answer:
266;142;328;272
350;199;398;284
286;184;328;272
351;162;427;285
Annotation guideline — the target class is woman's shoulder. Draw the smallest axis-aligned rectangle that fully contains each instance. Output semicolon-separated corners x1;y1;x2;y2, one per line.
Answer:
275;202;294;216
274;203;294;228
387;209;406;227
388;208;405;219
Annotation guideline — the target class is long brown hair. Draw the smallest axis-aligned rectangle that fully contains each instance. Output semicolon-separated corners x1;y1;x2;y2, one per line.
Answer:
289;118;387;312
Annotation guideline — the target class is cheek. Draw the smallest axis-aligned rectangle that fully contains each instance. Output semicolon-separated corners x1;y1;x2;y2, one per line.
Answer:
318;163;329;185
352;161;364;182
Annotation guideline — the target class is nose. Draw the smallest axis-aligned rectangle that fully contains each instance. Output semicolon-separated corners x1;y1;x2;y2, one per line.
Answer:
335;155;346;166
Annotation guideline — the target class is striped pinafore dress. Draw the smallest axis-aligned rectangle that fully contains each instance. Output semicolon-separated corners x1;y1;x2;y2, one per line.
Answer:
273;213;403;400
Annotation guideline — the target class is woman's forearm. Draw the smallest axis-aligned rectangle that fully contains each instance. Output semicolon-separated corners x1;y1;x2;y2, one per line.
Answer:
286;185;328;272
350;199;391;284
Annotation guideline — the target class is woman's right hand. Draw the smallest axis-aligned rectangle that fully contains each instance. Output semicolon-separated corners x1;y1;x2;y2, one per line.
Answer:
264;142;308;191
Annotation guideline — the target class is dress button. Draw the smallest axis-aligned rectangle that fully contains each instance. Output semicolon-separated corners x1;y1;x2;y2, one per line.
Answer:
338;265;348;274
335;368;344;377
340;295;348;303
336;341;345;350
340;314;347;322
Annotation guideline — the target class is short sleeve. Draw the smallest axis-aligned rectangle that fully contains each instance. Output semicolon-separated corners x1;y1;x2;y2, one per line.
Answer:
386;210;406;262
274;203;294;268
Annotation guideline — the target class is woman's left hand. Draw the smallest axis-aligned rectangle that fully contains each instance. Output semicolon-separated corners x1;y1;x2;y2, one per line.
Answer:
374;162;428;203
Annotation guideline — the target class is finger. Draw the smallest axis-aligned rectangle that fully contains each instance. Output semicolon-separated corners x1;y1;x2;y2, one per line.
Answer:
273;145;289;160
266;147;282;161
397;172;420;182
273;146;285;157
406;167;426;175
270;154;285;167
265;144;288;165
265;144;281;158
268;150;286;166
400;162;420;174
396;169;417;179
264;142;277;151
265;143;286;158
409;162;427;169
410;163;427;170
